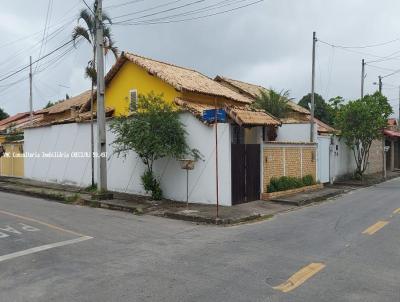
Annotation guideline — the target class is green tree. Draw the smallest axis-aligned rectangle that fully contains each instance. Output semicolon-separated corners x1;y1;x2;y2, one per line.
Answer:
72;1;119;186
0;108;9;121
251;88;291;118
44;101;55;109
335;92;392;178
110;92;201;200
298;93;333;125
328;96;345;126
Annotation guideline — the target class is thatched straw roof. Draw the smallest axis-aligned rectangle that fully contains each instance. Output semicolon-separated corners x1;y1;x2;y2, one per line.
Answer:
105;52;253;105
26;107;114;129
175;98;281;126
214;76;310;115
47;90;92;114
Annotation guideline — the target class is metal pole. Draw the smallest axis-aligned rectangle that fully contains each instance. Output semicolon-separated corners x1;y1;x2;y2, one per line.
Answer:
29;56;33;125
361;59;365;99
90;46;96;187
383;139;386;179
95;0;107;191
186;169;189;210
214;98;219;218
398;86;400;126
378;76;382;94
310;31;316;142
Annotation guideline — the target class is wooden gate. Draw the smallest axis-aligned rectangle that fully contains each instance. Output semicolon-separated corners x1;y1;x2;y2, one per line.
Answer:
231;144;260;204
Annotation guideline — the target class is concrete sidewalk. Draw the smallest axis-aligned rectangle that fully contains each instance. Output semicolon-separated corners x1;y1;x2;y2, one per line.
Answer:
0;176;358;225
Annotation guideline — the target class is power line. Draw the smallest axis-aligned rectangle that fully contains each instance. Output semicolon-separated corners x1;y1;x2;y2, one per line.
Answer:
82;0;95;14
112;0;185;19
115;0;264;25
104;0;146;9
0;39;76;83
35;0;54;73
114;0;207;24
119;0;250;24
317;36;400;49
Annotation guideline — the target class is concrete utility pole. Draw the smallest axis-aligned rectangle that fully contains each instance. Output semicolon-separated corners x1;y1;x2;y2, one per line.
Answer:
29;56;33;125
398;86;400;125
95;0;107;191
378;76;382;93
310;31;317;142
361;59;365;99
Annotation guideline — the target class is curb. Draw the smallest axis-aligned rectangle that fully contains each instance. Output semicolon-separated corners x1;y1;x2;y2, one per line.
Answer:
270;189;347;206
81;198;143;214
161;211;270;225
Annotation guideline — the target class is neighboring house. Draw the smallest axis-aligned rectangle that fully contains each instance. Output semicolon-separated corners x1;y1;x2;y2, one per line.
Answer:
31;90;114;128
24;52;286;206
214;76;384;183
384;118;400;172
214;76;335;137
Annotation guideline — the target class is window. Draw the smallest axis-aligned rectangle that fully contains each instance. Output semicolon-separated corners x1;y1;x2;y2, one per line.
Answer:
129;89;138;111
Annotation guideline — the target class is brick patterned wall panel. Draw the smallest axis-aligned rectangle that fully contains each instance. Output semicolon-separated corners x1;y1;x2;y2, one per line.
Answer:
302;147;317;179
263;147;284;189
285;148;301;177
263;144;317;191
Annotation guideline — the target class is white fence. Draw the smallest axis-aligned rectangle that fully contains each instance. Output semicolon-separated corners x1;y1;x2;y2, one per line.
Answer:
24;113;233;206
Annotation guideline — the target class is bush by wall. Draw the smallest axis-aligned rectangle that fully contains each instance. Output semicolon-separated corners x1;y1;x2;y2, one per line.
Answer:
267;175;316;193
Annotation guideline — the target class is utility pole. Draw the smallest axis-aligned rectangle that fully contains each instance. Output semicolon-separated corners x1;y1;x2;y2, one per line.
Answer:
361;59;365;99
398;86;400;126
310;31;317;142
29;56;33;125
95;0;107;191
378;76;382;93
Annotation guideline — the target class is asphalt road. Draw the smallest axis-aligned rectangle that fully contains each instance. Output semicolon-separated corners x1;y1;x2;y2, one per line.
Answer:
0;178;400;302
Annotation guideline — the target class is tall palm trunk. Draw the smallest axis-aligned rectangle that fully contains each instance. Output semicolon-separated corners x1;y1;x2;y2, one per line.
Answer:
90;46;96;187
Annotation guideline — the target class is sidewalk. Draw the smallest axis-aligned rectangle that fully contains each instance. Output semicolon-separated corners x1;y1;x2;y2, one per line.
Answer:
0;175;396;225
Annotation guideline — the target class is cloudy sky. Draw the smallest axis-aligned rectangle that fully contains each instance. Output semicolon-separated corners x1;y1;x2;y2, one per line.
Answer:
1;0;400;117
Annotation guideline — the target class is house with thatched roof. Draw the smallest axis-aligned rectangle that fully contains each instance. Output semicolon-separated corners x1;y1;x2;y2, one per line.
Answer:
214;76;336;135
24;51;295;206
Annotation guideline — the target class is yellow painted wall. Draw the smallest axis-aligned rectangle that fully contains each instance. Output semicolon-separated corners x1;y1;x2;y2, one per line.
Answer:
0;142;24;177
104;61;182;116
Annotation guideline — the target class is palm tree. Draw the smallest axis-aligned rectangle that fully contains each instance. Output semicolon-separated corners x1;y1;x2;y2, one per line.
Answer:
72;1;118;186
251;89;292;119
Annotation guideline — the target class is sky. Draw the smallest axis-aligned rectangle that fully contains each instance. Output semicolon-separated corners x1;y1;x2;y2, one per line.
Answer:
1;0;400;117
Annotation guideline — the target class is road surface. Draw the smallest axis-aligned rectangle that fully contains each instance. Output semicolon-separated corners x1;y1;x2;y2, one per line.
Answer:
1;178;400;302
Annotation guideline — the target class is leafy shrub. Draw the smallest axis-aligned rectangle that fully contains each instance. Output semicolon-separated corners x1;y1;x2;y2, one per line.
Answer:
141;170;163;200
302;175;315;186
267;175;315;193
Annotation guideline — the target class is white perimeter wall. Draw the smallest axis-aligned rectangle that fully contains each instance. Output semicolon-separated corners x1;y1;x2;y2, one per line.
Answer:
277;123;317;142
24;113;232;206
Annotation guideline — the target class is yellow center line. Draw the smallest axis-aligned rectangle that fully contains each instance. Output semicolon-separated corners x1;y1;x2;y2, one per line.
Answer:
0;209;89;237
393;208;400;215
362;221;389;235
273;263;326;293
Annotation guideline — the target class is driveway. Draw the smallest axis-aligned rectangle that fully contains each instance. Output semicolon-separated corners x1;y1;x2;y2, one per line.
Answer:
0;178;400;301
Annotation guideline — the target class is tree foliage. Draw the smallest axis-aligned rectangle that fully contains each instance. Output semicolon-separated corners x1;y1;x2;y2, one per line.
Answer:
110;92;201;199
0;108;9;121
251;89;292;118
335;92;392;177
72;2;118;85
298;93;333;125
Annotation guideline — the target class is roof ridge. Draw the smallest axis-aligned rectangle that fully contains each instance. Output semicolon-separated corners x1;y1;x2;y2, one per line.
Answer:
217;75;266;90
124;51;208;77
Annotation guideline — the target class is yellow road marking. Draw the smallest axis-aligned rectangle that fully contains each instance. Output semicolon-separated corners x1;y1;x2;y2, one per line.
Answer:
393;208;400;215
0;209;88;237
362;221;389;235
273;263;325;293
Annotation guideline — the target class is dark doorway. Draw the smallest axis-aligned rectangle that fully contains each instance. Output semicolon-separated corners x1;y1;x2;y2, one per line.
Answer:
231;144;260;205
